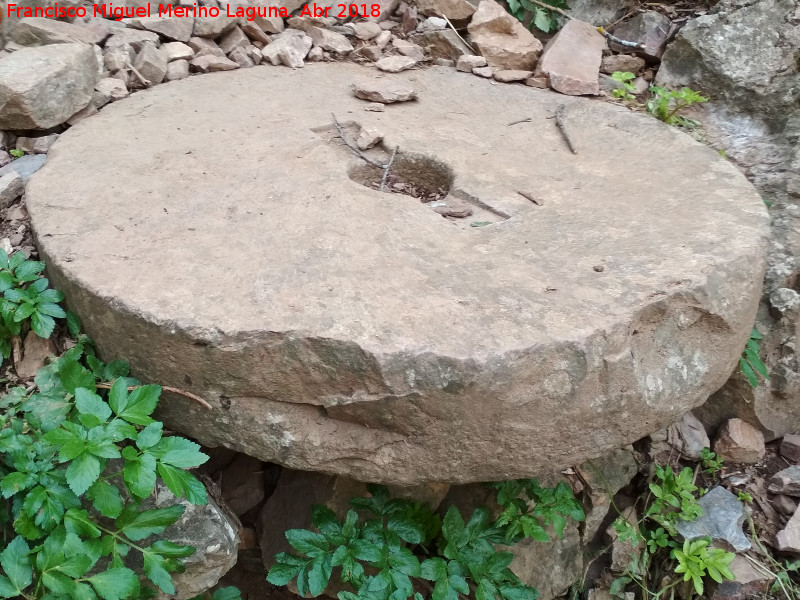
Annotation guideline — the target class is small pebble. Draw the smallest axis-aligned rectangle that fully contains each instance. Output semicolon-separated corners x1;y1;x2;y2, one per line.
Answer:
593;265;604;272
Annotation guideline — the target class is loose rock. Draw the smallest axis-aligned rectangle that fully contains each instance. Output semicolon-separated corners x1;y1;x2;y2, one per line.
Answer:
600;53;645;75
166;59;190;80
412;29;472;60
0;172;25;209
610;11;671;60
672;411;710;460
95;77;129;102
352;79;418;103
12;17;102;46
472;65;493;77
467;0;542;70
392;38;425;61
416;0;476;21
308;26;354;53
777;504;800;554
357;127;383;150
125;16;195;42
713;418;766;464
190;54;240;72
675;486;750;551
219;26;250;55
15;330;56;380
781;433;800;462
535;19;606;95
0;43;98;130
376;55;417;72
456;54;487;71
493;69;532;82
768;466;800;496
351;21;383;40
261;30;312;66
133;42;168;86
162;41;195;62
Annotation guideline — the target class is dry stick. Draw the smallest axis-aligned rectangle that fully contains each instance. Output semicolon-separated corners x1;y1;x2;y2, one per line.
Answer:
555;104;577;155
507;117;532;126
95;382;213;410
331;113;385;169
522;0;573;19
516;190;543;205
380;145;399;192
597;26;646;48
125;61;151;88
439;12;476;53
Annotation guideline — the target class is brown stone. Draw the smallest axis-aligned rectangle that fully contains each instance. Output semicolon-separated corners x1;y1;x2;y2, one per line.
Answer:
777;504;800;554
768;466;800;496
493;69;532;82
416;0;476;21
376;54;416;72
467;0;542;70
392;38;425;61
781;433;800;462
189;54;240;72
456;54;486;71
600;53;645;75
15;330;57;380
535;19;607;95
708;555;773;600
411;29;471;60
610;11;671;60
221;454;266;517
352;78;418;103
713;418;766;464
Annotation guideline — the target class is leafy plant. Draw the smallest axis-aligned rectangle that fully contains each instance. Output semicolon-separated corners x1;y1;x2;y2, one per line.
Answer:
267;479;585;600
505;0;569;33
0;249;71;364
699;448;723;476
0;340;211;600
740;327;768;388
645;86;708;127
610;72;637;102
673;538;734;595
9;150;23;159
646;465;701;525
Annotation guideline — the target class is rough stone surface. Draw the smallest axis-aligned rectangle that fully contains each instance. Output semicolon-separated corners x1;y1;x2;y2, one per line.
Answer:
672;411;710;460
0;172;25;209
713;418;766;464
133;42;168;86
95;77;129;102
577;448;639;542
777;504;800;554
352;79;418;103
535;19;606;95
26;63;769;485
220;453;266;517
675;486;751;551
709;555;773;600
15;330;57;380
219;26;250;55
768;466;800;496
468;0;542;70
567;0;631;26
162;41;194;62
308;26;354;53
456;54;486;71
166;59;190;80
411;29;472;60
105;28;160;51
607;506;640;572
610;11;670;60
782;433;800;462
392;38;425;61
193;14;239;38
416;0;477;21
12;17;103;46
0;43;98;130
600;54;645;75
125;16;195;42
261;30;312;65
190;54;239;72
351;22;382;40
674;0;800;442
376;55;417;72
493;69;531;83
0;154;45;181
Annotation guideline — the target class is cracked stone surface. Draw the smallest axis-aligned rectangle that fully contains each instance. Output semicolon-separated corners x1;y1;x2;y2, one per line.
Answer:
27;63;769;485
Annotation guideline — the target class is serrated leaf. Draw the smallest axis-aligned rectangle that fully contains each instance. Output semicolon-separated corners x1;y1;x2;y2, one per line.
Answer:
87;481;124;518
0;576;17;598
58;360;96;395
14;261;45;281
123;452;157;498
1;471;37;498
87;568;140;600
23;392;71;431
150;540;195;558
387;516;424;544
143;552;174;594
210;587;242;600
66;312;82;337
75;388;112;421
64;509;101;539
137;422;163;449
267;561;305;586
149;436;208;468
66;453;101;496
108;379;129;415
156;463;207;505
117;505;185;541
31;312;56;339
118;385;160;425
0;537;32;593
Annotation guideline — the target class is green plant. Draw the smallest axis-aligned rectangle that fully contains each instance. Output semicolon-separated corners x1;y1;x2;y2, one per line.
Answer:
699;448;723;476
267;480;585;600
9;150;23;159
609;463;735;600
645;86;708;127
0;249;77;366
673;538;734;595
740;327;769;388
505;0;569;33
0;340;211;600
610;72;637;102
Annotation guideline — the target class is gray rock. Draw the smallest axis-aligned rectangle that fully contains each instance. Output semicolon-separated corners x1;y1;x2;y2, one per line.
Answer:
161;41;194;62
781;433;800;462
768;466;800;497
600;54;645;75
376;54;416;72
606;506;640;573
777;504;800;554
456;54;487;71
567;0;631;26
577;448;639;542
165;59;190;80
416;0;476;21
218;26;250;55
193;14;240;38
95;77;129;102
392;38;425;61
0;171;25;208
229;46;256;68
535;19;606;95
672;411;710;460
124;16;195;42
25;63;770;485
0;44;98;130
133;42;168;86
675;486;751;551
770;288;800;317
352;79;418;103
190;54;239;72
610;11;671;60
411;29;472;60
504;527;582;600
351;21;383;40
12;17;102;46
493;69;532;82
261;29;312;65
104;45;135;72
15;133;58;154
468;0;543;71
308;26;354;53
188;37;225;57
417;16;447;31
105;28;161;51
240;21;270;44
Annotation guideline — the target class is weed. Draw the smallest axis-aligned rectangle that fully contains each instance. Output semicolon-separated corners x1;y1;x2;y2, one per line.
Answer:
267;479;585;600
699;448;723;476
740;327;768;388
673;538;734;595
645;86;708;128
610;72;637;102
9;150;23;159
505;0;569;33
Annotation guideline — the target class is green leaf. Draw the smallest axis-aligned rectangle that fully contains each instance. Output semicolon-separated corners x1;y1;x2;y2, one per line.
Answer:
210;587;242;600
143;552;174;594
75;388;112;422
740;358;758;388
0;576;17;598
58;360;96;395
156;463;207;504
87;481;124;518
0;536;32;593
87;568;140;600
118;505;185;541
66;453;102;496
64;509;101;539
66;312;82;337
285;529;330;556
118;385;161;425
150;540;195;558
38;303;67;319
149;436;208;468
388;516;424;544
108;379;129;415
137;422;163;449
267;561;304;586
124;452;157;498
1;471;37;498
14;260;45;281
31;312;56;338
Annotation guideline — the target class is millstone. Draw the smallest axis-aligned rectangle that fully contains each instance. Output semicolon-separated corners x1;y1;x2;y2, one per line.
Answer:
26;63;769;485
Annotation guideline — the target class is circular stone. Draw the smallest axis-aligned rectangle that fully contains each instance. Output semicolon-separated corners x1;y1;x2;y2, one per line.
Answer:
27;63;769;485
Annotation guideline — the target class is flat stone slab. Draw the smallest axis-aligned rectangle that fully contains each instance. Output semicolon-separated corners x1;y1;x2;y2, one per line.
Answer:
27;63;769;485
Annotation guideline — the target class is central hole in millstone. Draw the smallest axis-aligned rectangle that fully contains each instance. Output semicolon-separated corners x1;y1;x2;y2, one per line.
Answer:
348;152;454;202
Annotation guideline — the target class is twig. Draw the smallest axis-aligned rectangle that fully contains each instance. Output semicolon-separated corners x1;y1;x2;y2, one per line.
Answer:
507;117;532;126
596;26;646;49
330;113;385;168
516;190;542;205
438;12;476;52
555;105;577;154
522;0;573;18
380;145;399;192
95;382;213;410
125;61;151;87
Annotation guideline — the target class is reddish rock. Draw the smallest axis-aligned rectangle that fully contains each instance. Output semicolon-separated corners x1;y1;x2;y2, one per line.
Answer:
15;330;57;380
708;555;773;600
781;433;800;462
535;19;607;95
713;418;766;464
221;454;266;517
